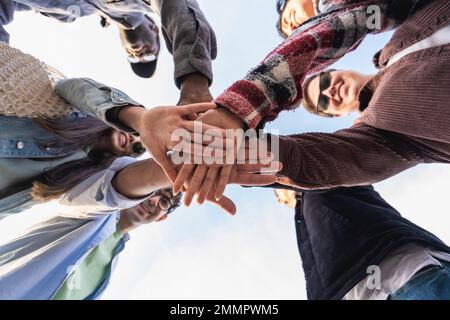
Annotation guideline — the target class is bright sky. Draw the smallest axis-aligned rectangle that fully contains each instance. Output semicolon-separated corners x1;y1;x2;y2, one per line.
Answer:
0;0;449;300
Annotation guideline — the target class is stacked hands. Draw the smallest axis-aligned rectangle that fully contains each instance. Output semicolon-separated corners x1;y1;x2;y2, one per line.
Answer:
119;74;282;216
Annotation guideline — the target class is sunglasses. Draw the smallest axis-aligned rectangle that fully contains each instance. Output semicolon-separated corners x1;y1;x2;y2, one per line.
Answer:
316;71;333;114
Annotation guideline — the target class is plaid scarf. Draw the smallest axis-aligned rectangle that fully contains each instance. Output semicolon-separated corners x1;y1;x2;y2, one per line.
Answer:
215;0;430;128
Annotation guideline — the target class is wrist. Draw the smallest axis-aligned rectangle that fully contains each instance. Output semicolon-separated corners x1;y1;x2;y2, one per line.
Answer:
215;107;245;129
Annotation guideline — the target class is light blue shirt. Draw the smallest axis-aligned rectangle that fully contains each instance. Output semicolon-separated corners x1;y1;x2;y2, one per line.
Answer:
0;156;148;299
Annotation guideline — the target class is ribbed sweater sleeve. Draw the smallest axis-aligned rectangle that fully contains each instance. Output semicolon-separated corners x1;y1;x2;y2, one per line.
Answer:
276;124;425;190
215;0;426;128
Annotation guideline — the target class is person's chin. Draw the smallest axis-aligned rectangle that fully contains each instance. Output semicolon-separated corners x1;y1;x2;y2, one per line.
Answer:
129;213;145;226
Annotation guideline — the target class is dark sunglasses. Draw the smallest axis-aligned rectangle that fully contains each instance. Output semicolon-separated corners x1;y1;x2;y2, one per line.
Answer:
316;71;333;114
132;142;146;156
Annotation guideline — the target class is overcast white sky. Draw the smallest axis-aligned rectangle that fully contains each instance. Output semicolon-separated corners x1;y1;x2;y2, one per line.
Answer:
0;0;449;300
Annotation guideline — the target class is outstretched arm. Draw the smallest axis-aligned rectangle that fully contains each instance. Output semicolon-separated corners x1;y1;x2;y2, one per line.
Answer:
60;154;280;215
112;155;281;215
275;124;427;190
111;156;171;200
215;0;427;128
159;0;429;204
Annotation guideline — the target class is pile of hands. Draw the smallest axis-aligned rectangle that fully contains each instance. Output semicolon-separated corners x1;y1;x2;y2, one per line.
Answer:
129;74;282;215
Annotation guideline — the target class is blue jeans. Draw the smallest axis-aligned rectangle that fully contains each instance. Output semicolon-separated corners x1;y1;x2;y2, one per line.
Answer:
390;260;450;300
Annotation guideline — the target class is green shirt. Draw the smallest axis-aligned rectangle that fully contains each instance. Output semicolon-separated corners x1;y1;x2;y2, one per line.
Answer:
52;227;123;300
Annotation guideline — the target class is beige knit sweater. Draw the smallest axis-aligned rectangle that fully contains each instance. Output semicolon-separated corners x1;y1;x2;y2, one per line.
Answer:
0;42;73;118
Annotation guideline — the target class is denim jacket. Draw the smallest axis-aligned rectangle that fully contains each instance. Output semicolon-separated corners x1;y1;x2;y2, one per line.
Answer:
0;113;88;159
0;78;142;159
0;78;143;216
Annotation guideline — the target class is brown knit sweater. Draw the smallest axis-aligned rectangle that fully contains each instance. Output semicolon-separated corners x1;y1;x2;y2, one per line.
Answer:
278;0;450;190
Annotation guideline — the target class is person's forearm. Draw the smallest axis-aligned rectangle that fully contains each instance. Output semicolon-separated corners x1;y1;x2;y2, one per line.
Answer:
215;0;421;128
111;157;171;199
155;0;217;87
116;105;145;133
178;73;212;105
274;125;424;190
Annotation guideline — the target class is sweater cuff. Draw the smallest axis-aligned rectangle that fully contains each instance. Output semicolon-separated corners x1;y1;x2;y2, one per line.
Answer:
215;80;270;129
275;135;318;190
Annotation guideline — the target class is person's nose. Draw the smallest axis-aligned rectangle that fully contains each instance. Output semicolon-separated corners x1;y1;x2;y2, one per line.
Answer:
289;10;297;30
323;86;336;99
150;195;161;207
